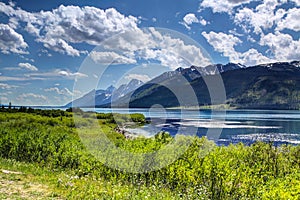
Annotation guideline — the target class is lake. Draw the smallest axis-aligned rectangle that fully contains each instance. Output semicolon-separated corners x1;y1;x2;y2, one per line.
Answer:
88;108;300;146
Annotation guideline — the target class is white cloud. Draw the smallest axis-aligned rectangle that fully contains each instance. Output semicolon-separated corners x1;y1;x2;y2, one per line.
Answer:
125;74;151;82
202;31;241;58
90;51;137;65
8;1;16;7
44;87;73;96
260;32;300;61
0;3;139;56
17;93;48;105
39;38;81;57
18;62;38;71
182;13;199;30
199;19;207;26
276;8;300;32
234;48;274;66
25;22;40;36
64;88;75;96
0;23;28;54
234;0;286;34
149;29;211;69
0;83;18;89
44;87;61;93
1;91;12;95
8;17;18;29
57;70;88;78
0;3;211;69
181;13;207;30
0;75;45;81
229;29;244;37
90;27;211;69
20;69;88;81
202;31;273;66
291;0;300;6
0;2;16;16
202;0;299;64
200;0;256;13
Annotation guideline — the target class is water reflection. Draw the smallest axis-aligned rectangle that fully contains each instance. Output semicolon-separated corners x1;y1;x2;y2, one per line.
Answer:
93;108;300;146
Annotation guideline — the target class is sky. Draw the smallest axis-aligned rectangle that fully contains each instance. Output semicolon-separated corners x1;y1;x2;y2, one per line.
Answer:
0;0;299;106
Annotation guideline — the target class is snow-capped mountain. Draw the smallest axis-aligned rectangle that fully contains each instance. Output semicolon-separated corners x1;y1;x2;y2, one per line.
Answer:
112;79;144;100
150;63;246;83
66;79;144;107
178;63;246;81
257;61;300;71
110;61;300;109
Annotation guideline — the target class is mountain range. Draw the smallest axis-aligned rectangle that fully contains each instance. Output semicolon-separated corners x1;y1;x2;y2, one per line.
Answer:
66;79;144;108
67;61;300;110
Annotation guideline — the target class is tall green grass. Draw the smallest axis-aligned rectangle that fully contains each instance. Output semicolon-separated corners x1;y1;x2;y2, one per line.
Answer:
0;108;299;199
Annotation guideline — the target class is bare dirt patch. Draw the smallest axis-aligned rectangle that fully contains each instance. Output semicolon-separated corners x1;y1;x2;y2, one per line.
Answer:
0;169;60;199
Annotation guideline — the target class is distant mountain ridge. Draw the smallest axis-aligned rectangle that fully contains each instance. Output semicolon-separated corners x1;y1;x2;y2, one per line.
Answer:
68;61;300;110
66;79;144;108
149;63;246;84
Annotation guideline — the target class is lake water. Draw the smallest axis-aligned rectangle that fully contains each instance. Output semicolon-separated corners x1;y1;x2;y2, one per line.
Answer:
88;108;300;146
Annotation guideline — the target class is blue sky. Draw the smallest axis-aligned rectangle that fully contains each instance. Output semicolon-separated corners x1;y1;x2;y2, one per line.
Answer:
0;0;299;106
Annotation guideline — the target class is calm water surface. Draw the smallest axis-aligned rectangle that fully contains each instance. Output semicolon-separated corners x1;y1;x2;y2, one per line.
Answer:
89;108;300;146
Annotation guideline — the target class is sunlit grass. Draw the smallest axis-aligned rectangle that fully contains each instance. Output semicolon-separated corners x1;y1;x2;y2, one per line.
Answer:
0;108;299;199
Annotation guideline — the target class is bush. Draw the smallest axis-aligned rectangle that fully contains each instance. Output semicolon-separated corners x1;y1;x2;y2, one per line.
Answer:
0;110;299;199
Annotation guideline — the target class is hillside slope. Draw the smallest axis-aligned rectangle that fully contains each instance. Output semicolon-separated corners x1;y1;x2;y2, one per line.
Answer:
127;61;300;109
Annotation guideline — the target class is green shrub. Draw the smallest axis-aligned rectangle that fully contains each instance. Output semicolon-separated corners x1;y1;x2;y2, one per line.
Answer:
0;110;299;199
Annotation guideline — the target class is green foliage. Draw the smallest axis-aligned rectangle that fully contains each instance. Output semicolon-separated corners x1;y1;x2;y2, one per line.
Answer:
0;109;299;199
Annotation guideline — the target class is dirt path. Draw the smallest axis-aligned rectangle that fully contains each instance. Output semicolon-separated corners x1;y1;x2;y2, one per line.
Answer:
0;169;60;200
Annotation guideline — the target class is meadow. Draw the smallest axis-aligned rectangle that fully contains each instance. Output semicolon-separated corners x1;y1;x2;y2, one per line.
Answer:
0;107;299;199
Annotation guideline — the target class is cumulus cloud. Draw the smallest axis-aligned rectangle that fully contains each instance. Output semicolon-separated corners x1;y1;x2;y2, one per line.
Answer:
57;70;88;78
0;3;212;69
89;27;211;69
199;19;207;26
260;32;300;61
200;0;256;13
200;0;300;65
44;87;73;96
90;51;136;65
291;0;300;6
202;31;273;66
234;0;287;34
202;31;241;58
125;74;151;82
181;13;207;30
276;8;300;32
0;3;138;56
0;3;211;69
39;38;82;57
25;22;40;36
0;24;28;54
182;13;199;30
149;28;211;68
234;48;274;66
18;63;38;71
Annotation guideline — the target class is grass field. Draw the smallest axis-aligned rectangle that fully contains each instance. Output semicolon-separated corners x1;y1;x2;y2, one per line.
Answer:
0;107;299;199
